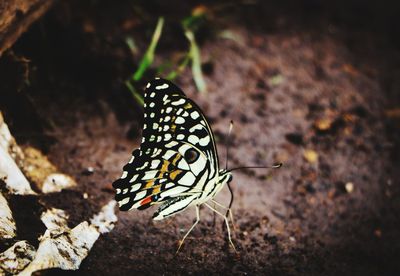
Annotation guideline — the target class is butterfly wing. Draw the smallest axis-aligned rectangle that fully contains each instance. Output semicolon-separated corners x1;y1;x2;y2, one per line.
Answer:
113;78;220;219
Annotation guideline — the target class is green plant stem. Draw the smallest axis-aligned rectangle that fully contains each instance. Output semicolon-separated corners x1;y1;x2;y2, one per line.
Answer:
125;80;144;106
132;17;164;82
185;30;207;93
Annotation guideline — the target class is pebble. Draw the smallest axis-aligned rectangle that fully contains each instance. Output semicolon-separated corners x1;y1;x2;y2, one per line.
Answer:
345;182;354;193
303;149;318;164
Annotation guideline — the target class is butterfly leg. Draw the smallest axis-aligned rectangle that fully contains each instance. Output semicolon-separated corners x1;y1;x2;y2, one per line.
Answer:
176;205;200;253
204;202;237;252
210;199;237;232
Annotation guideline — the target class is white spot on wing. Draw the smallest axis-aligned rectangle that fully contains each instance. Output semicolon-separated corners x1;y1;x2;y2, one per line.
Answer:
118;197;130;207
190;124;203;133
178;144;191;153
134;190;147;200
129;174;138;183
151;160;161;168
143;170;158;180
175;117;185;124
165;183;174;189
146;82;151;88
130;183;141;192
160;186;189;197
191;111;200;119
199;135;210;146
163;150;175;160
165;141;178;148
188;135;199;144
156;83;169;90
177;159;190;170
121;171;128;179
172;99;186;106
178;173;196;186
190;156;206;176
164;133;172;141
137;161;149;170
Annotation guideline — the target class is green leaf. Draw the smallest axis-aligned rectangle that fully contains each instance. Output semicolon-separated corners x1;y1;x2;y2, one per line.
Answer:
131;17;164;82
125;80;144;106
125;36;138;56
165;54;191;81
185;30;207;93
125;17;164;106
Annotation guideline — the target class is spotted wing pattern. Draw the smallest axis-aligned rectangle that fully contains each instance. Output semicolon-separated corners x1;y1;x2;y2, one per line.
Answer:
113;78;221;220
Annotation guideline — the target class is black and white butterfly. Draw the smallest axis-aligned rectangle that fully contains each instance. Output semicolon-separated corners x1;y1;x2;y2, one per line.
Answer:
113;78;237;250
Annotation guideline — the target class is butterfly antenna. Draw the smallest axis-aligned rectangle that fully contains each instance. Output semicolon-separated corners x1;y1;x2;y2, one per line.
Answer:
225;120;234;170
228;163;283;172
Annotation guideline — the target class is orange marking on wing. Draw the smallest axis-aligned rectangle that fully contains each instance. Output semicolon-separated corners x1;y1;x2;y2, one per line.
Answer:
153;186;161;194
170;124;177;132
140;197;152;206
184;103;192;109
160;160;169;172
145;180;154;189
171;154;181;166
170;169;182;180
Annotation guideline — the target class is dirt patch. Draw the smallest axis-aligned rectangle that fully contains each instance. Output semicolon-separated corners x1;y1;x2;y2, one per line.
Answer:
0;1;399;275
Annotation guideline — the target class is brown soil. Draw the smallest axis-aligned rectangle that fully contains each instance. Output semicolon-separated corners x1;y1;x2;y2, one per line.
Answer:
1;1;399;275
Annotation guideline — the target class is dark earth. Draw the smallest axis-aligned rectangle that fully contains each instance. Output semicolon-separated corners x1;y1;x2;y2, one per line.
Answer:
1;1;400;275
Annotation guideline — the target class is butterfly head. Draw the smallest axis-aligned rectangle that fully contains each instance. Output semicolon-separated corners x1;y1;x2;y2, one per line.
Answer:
218;169;233;185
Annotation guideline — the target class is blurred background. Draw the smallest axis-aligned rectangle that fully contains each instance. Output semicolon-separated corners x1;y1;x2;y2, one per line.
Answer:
0;0;399;275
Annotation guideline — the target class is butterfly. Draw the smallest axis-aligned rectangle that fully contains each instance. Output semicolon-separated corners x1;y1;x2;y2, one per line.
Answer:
112;78;237;251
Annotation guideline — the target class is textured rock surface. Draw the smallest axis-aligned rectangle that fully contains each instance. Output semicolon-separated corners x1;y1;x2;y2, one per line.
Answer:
0;0;54;56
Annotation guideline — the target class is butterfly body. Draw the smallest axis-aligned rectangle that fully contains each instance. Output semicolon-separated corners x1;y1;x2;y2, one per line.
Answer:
113;78;233;222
